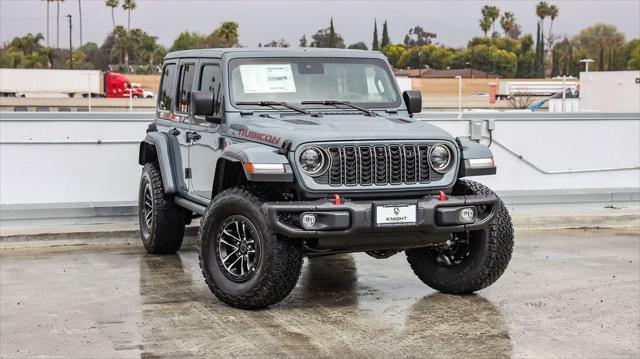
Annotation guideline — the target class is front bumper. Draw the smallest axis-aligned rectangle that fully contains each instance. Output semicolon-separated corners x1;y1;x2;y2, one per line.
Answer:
263;194;498;240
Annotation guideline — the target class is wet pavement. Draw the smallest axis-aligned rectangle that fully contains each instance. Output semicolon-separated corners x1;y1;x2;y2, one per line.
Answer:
1;228;638;358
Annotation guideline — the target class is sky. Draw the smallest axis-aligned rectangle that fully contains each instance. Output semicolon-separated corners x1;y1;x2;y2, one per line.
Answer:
1;0;639;50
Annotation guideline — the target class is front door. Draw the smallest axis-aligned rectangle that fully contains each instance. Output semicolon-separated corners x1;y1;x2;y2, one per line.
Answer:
188;61;223;201
155;60;191;192
173;59;198;192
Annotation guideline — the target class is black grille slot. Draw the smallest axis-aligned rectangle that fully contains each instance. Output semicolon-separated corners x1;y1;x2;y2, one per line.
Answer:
343;146;358;185
403;145;417;184
374;146;388;185
418;145;430;183
316;143;435;186
328;147;342;186
358;146;373;185
388;145;403;184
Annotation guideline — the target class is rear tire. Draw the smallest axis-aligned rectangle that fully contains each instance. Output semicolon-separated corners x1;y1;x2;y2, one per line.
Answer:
406;179;514;294
199;187;303;309
138;162;189;254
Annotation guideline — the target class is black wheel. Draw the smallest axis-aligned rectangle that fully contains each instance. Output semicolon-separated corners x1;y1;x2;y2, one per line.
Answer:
199;187;303;309
406;179;514;294
138;162;189;254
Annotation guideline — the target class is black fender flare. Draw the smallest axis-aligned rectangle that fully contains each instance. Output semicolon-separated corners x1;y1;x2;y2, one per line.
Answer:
139;132;182;193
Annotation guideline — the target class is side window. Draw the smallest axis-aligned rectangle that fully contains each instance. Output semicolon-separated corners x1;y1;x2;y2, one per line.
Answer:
158;63;176;112
176;63;196;114
199;64;222;118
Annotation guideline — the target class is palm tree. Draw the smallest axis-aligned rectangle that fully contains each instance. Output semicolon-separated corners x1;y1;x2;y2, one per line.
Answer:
121;0;136;31
218;21;239;43
42;0;55;47
110;25;130;66
55;0;64;48
479;17;492;38
481;5;500;36
105;0;119;29
536;1;549;31
500;12;515;37
547;5;559;48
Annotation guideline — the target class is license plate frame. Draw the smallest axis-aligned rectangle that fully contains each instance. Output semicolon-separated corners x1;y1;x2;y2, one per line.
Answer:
374;203;417;228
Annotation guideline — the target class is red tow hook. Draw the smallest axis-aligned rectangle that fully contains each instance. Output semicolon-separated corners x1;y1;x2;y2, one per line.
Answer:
438;191;448;201
333;194;342;205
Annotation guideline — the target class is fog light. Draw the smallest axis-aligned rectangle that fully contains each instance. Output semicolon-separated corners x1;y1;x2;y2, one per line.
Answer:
459;207;477;223
300;213;317;229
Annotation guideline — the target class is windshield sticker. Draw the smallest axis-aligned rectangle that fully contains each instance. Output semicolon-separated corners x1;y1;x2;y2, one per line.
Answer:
239;64;296;94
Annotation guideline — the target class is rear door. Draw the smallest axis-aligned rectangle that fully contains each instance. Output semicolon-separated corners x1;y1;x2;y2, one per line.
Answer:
187;60;223;201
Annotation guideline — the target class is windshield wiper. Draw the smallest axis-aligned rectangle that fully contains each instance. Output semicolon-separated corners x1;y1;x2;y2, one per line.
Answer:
236;101;310;115
301;100;376;117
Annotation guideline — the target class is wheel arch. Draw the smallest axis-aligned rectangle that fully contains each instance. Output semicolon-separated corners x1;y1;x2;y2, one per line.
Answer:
139;131;178;193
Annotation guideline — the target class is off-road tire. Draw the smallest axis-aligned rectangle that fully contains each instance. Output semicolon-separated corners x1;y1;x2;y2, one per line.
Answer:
199;187;304;309
138;162;189;254
406;179;514;293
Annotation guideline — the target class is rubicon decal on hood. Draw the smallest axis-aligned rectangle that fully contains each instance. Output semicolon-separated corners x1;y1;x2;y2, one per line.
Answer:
236;128;282;145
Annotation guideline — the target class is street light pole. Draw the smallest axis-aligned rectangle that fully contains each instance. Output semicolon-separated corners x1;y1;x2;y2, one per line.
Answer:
66;14;72;69
579;59;594;73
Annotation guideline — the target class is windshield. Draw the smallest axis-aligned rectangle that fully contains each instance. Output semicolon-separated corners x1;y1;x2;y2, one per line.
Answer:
228;57;400;109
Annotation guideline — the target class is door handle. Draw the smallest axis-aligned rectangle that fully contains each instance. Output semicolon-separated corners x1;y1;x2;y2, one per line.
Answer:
168;128;180;136
186;131;202;142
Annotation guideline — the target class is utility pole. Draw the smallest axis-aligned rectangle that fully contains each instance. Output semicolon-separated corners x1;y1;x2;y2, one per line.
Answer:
56;0;60;48
78;0;82;46
66;14;73;69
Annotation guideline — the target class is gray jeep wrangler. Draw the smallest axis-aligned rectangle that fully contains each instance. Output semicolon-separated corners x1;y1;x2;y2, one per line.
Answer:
138;48;513;309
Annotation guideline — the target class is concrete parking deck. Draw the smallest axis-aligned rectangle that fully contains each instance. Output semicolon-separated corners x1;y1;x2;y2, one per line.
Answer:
1;228;639;358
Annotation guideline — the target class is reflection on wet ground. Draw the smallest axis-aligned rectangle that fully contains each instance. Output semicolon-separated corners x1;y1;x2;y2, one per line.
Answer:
1;228;638;358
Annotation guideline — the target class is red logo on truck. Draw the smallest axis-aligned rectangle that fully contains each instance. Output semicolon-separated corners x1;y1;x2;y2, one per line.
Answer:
237;129;281;145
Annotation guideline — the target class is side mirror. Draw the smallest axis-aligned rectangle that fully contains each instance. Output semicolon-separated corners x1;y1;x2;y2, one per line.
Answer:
402;90;422;114
191;91;222;124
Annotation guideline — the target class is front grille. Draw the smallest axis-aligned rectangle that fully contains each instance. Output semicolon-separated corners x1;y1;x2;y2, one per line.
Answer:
324;144;433;186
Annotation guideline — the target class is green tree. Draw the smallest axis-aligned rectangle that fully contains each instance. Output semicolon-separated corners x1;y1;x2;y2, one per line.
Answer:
105;0;119;29
263;39;290;48
627;39;640;70
329;18;337;48
381;21;390;48
0;33;50;68
299;34;307;47
347;42;368;50
573;23;626;71
110;25;131;66
121;0;136;31
403;26;437;47
397;44;455;70
170;31;203;51
516;34;537;77
470;44;517;77
310;26;345;48
372;19;379;50
381;44;406;68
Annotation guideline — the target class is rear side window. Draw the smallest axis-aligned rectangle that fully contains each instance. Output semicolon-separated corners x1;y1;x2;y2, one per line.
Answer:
158;64;176;111
199;64;222;118
177;63;196;113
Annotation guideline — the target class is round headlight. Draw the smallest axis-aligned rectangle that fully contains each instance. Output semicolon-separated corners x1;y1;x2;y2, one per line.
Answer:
299;147;327;176
430;144;452;172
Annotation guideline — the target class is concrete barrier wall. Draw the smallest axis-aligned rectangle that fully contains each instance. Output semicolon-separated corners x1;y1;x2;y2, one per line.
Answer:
1;112;638;215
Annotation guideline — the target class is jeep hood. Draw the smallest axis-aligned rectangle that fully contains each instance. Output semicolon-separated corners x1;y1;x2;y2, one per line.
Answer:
227;113;455;149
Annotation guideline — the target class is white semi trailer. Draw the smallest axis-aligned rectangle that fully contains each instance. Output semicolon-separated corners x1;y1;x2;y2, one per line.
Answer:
498;79;579;99
0;68;143;98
